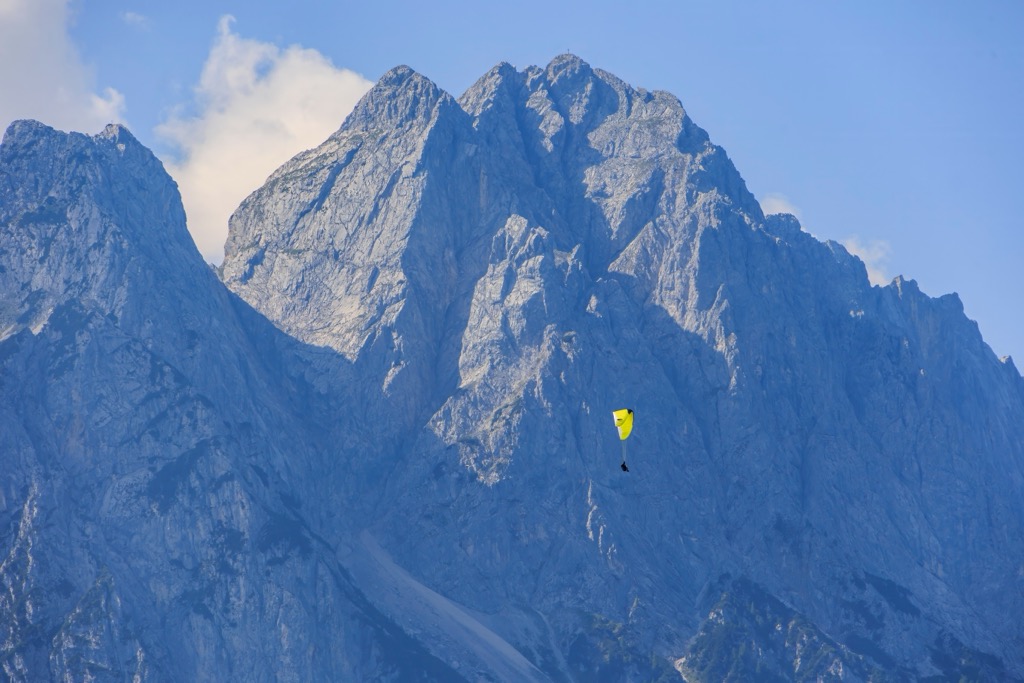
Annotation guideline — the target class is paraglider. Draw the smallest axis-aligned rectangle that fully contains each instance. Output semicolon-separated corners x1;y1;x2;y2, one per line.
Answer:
612;408;633;472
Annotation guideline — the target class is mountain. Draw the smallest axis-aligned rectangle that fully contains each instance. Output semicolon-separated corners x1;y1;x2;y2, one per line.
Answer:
0;120;467;681
3;55;1024;681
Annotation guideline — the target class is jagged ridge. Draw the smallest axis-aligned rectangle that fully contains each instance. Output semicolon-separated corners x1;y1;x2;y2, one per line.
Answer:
2;52;1023;681
222;54;1024;679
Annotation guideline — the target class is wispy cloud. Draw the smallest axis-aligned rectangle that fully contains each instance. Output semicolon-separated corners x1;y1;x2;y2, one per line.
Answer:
759;192;803;220
120;11;150;29
843;235;892;286
0;0;126;135
157;16;373;263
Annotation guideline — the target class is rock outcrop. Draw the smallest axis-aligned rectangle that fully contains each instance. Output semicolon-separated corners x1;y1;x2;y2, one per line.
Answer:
3;55;1023;680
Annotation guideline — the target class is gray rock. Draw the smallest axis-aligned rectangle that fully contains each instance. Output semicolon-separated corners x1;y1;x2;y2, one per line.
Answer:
0;119;467;681
4;53;1024;681
224;54;1024;679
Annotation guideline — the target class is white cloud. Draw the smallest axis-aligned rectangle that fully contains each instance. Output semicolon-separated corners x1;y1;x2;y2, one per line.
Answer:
157;16;373;263
759;192;803;220
0;0;126;136
843;235;892;286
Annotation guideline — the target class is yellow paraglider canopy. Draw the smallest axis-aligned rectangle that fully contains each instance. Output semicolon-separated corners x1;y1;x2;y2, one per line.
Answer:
612;408;633;441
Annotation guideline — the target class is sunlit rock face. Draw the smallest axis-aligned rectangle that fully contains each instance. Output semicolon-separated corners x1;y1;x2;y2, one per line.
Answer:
4;54;1023;681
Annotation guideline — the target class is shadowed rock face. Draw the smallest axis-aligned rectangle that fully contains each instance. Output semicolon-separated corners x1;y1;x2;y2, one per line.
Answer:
0;120;460;682
3;54;1024;681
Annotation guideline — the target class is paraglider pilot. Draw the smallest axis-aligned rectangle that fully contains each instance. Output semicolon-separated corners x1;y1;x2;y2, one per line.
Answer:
612;408;633;472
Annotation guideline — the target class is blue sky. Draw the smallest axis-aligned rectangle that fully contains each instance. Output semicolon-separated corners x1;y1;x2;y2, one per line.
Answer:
2;0;1022;366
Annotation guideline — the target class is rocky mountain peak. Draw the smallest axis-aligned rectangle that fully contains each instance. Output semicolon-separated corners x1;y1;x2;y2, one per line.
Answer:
95;121;138;145
4;55;1024;681
379;63;418;85
543;52;594;84
344;63;455;134
0;119;205;341
458;61;522;120
218;57;1024;678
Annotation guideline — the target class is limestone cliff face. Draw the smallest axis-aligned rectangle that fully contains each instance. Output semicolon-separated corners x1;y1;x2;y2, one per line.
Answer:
223;55;1024;680
3;54;1023;681
0;120;461;682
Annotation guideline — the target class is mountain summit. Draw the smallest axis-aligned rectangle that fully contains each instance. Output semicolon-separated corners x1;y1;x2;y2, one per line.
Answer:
5;56;1024;681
